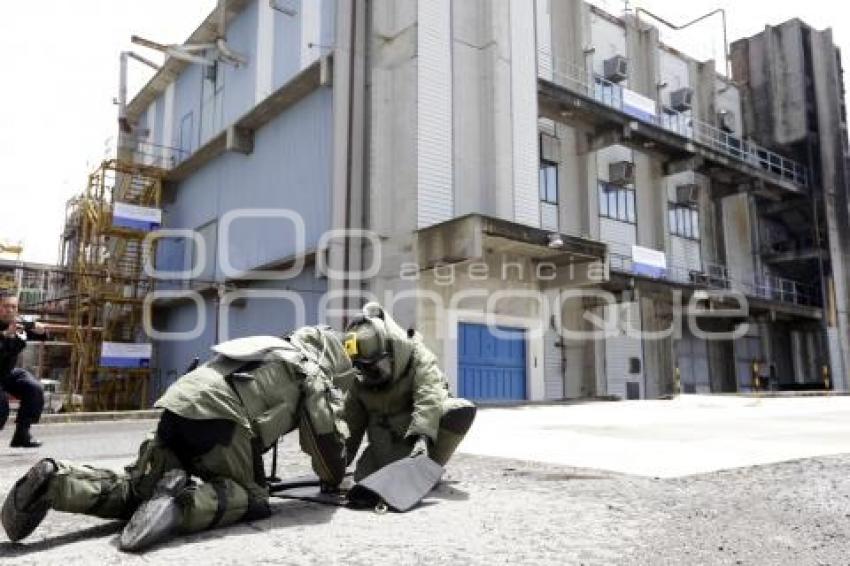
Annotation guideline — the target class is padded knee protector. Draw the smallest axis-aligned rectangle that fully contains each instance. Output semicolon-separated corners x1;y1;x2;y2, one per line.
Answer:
299;408;346;486
431;401;477;466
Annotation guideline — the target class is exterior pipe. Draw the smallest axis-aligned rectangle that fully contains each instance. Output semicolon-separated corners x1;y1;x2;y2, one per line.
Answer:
635;7;730;79
118;51;160;134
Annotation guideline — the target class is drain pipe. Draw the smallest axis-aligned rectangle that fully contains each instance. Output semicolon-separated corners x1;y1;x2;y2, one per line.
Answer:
635;8;730;79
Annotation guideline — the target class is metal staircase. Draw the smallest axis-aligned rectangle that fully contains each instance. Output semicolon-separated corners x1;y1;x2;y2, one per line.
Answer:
64;159;164;410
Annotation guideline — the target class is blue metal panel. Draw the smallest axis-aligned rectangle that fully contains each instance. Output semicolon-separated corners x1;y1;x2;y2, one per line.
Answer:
152;273;327;397
272;0;302;89
320;0;335;52
458;323;527;401
222;273;327;339
152;298;216;398
173;62;202;157
153;94;165;147
164;88;333;278
221;0;258;127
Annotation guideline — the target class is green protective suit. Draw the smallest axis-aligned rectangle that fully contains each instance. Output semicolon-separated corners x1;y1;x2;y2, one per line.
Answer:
343;304;477;481
44;326;353;535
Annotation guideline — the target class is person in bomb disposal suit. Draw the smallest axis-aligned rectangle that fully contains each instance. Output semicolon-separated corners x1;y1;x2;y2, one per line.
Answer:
342;303;477;481
0;290;47;448
2;325;354;552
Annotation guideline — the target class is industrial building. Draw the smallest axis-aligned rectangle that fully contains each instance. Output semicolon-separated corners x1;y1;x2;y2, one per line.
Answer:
91;0;848;406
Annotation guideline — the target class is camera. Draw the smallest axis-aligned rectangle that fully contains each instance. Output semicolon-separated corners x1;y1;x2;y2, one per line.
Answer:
16;316;37;333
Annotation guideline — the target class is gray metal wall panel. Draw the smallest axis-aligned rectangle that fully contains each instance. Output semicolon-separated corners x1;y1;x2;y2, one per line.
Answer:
600;217;637;258
535;0;552;80
669;236;702;281
677;329;710;394
541;202;559;231
417;0;454;229
543;327;563;399
511;0;542;227
604;302;644;399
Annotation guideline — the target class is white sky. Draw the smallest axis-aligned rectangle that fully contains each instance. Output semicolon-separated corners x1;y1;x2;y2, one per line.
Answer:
1;0;847;264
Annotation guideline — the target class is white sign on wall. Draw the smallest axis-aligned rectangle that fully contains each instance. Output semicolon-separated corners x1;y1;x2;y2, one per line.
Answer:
632;245;667;278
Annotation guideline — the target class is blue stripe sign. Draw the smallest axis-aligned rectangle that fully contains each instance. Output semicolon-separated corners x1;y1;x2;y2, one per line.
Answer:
622;88;657;123
632;245;667;279
112;202;162;232
100;342;152;369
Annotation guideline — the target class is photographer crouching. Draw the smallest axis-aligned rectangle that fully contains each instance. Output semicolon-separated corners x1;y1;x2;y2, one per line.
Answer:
0;290;47;448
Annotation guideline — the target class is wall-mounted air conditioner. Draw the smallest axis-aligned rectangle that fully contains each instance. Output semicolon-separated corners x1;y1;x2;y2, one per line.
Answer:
718;109;736;133
603;55;628;83
609;161;635;186
670;87;694;112
675;183;700;205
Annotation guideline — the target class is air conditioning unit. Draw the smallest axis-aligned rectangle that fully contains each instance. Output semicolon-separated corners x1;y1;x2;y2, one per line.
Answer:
603;55;629;83
609;161;635;186
676;183;700;205
670;87;694;111
718;109;736;133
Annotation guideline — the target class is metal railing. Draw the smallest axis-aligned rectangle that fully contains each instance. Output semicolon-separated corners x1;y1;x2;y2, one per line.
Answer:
116;140;189;171
608;252;820;307
542;52;809;188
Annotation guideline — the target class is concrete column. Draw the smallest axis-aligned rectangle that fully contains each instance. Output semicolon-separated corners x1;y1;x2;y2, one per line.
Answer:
811;28;850;391
639;288;675;398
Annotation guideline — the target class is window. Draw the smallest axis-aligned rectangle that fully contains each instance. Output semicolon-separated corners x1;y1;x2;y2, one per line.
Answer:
598;181;636;224
539;161;558;204
669;203;700;240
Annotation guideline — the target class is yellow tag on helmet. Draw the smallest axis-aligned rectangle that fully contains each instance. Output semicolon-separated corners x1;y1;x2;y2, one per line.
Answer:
344;332;359;358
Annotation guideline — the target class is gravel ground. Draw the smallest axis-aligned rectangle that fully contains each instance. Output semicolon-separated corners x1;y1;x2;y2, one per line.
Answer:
0;421;848;565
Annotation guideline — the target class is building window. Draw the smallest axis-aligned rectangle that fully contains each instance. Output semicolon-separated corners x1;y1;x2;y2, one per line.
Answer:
539;161;558;204
598;181;636;224
668;203;700;240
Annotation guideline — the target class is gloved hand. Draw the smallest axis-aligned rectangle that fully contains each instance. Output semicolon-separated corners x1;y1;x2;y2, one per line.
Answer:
409;435;430;458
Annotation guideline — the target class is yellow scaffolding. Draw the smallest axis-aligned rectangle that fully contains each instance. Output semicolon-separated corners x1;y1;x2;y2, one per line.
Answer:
64;159;165;411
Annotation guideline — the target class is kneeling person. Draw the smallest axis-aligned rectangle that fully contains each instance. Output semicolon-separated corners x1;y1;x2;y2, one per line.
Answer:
342;303;477;481
2;326;353;551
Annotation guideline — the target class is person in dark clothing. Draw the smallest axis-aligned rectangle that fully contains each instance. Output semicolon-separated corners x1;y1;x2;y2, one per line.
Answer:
0;290;47;448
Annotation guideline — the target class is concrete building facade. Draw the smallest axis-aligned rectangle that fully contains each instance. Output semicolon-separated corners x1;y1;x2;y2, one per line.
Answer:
122;1;849;400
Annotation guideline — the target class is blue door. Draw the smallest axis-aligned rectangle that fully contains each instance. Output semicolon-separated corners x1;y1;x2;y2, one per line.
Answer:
458;323;527;401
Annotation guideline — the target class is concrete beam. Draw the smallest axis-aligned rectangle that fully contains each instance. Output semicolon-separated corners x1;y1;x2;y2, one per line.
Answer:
225;126;254;155
762;247;829;265
664;156;705;176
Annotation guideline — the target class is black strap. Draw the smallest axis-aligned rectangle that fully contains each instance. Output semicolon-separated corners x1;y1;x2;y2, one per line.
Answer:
87;476;116;516
251;436;268;487
208;481;228;529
